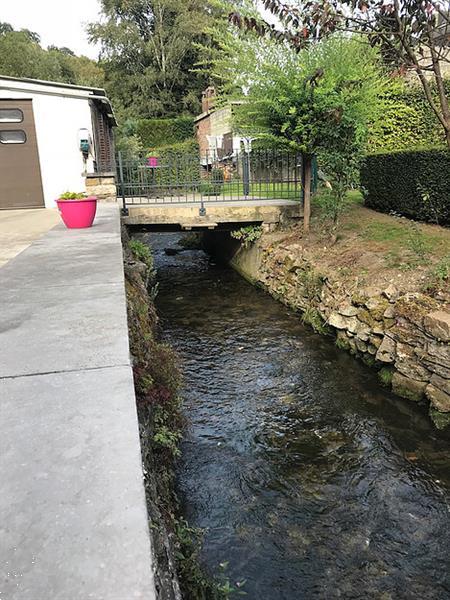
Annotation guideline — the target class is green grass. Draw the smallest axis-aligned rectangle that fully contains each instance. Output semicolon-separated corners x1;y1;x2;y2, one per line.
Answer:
214;181;301;200
362;221;408;243
346;189;364;205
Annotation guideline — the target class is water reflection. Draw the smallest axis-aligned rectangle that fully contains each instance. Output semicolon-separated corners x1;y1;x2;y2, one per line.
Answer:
148;233;450;600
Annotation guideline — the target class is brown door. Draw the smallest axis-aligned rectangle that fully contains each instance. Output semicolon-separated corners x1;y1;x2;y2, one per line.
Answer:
0;99;44;209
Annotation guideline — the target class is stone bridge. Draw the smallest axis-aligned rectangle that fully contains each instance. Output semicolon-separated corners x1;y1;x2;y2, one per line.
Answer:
122;198;302;231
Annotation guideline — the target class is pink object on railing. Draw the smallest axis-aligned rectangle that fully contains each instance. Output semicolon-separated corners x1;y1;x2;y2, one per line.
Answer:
147;156;159;167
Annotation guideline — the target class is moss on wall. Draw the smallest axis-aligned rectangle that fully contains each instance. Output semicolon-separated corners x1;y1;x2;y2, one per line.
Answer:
124;229;227;599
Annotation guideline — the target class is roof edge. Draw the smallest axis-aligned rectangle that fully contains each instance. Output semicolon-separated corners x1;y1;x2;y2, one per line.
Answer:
0;74;106;95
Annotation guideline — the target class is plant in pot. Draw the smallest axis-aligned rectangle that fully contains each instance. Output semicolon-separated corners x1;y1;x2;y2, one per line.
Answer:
56;192;97;229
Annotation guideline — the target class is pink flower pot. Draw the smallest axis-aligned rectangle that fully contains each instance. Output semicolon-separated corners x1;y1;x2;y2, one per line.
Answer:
147;156;159;167
56;197;97;229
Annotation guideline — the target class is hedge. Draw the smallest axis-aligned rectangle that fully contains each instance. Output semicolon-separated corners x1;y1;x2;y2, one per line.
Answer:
367;82;450;152
150;140;201;190
361;148;450;225
136;117;195;148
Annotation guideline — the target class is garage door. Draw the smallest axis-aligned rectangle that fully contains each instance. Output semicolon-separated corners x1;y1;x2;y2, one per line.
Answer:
0;99;44;209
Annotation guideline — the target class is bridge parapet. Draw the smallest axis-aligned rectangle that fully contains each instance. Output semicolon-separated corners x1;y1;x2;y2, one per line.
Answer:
122;199;302;231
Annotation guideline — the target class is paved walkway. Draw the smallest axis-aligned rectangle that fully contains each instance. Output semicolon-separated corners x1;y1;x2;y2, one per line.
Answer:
0;206;155;599
0;208;59;267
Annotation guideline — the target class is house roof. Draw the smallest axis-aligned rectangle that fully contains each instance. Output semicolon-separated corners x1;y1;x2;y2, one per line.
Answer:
0;74;106;95
194;101;243;124
0;75;117;125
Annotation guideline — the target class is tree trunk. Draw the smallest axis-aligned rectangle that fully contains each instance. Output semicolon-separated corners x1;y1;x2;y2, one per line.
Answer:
303;154;312;234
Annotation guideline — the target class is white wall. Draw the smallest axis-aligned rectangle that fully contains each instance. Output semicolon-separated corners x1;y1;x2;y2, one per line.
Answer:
0;85;95;208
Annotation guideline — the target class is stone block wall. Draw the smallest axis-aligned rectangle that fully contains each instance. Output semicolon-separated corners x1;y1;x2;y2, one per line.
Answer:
86;174;117;203
227;238;450;429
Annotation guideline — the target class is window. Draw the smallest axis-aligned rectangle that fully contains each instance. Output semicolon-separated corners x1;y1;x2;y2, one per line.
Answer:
0;108;23;123
0;130;27;144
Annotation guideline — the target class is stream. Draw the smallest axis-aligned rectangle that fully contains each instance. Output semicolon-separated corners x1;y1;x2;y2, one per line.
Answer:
149;232;450;600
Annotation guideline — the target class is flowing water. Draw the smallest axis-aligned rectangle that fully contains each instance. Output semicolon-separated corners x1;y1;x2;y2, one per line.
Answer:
149;233;450;600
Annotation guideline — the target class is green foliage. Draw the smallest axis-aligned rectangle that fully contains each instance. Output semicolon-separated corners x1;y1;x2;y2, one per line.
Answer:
423;255;450;294
429;407;450;430
378;367;394;387
368;82;448;152
89;0;217;118
226;35;388;157
199;168;225;196
204;22;390;230
136;117;195;149
314;150;359;231
59;191;87;200
0;28;104;86
406;223;430;263
297;267;324;301
152;139;201;190
301;307;331;335
129;239;154;271
231;225;263;248
335;335;351;351
153;425;182;457
0;31;62;80
361;149;450;225
48;50;105;87
116;133;144;157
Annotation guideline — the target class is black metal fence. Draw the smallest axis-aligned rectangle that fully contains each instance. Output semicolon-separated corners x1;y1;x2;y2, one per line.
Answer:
116;149;305;208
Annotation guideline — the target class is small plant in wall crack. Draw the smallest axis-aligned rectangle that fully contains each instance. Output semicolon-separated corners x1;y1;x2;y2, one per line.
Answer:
153;424;182;458
302;307;331;335
129;238;155;271
231;225;263;249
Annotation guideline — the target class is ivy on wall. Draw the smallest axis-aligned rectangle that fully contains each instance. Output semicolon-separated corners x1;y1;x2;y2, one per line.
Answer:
367;82;450;152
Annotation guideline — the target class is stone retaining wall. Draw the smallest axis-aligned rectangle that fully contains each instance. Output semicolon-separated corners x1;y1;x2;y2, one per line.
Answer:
86;173;117;203
210;233;450;429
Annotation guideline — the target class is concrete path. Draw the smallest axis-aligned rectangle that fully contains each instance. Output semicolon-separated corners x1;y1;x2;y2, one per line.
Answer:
0;206;155;599
0;208;59;267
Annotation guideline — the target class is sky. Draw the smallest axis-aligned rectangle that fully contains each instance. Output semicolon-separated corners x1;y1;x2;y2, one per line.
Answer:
1;0;102;58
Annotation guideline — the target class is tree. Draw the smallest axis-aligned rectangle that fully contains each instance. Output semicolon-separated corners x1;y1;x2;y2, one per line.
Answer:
48;45;76;56
88;0;217;118
0;22;13;35
48;48;105;88
0;27;104;88
0;31;62;80
230;0;450;149
205;13;388;232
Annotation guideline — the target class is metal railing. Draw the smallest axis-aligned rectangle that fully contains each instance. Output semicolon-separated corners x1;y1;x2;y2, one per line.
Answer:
116;149;306;212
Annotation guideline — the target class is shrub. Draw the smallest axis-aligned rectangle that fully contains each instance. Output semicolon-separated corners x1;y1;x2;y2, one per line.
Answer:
361;149;450;225
149;140;201;193
129;239;154;271
230;225;263;248
198;168;224;196
367;83;448;152
136;116;195;148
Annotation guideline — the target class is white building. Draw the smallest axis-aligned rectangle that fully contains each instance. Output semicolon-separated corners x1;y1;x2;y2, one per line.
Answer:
0;76;116;210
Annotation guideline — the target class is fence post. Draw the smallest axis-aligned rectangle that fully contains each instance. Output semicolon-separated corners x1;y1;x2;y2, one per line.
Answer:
243;151;251;197
117;151;128;216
